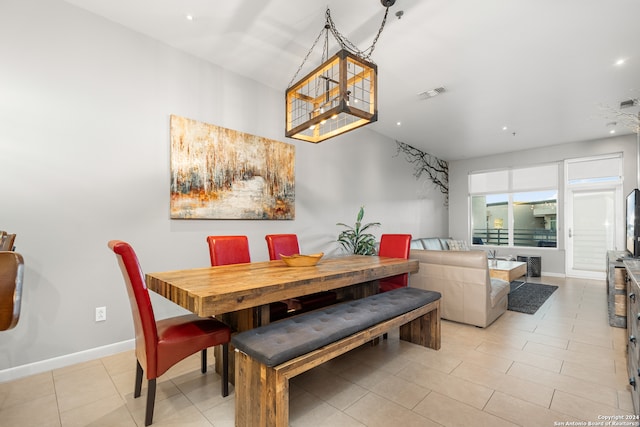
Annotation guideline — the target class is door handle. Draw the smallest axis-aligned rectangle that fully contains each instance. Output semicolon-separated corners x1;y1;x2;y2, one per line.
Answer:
568;228;572;238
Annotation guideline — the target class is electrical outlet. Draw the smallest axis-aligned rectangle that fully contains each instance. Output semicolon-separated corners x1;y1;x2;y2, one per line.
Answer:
95;306;106;322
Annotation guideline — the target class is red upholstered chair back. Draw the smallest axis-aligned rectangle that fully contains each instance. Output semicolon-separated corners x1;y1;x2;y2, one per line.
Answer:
265;234;300;260
207;235;251;266
378;234;412;290
210;235;290;320
108;240;159;376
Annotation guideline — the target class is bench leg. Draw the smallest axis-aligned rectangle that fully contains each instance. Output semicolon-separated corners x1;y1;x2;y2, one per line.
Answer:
235;350;289;427
399;301;441;350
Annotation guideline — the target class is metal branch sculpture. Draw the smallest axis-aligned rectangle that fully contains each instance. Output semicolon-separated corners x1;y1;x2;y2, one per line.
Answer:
395;140;449;206
599;103;640;133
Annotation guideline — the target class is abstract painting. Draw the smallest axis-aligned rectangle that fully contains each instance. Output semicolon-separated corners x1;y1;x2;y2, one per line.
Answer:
170;115;295;219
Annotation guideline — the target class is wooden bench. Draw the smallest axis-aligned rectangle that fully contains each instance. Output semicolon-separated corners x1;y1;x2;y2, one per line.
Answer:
231;287;441;427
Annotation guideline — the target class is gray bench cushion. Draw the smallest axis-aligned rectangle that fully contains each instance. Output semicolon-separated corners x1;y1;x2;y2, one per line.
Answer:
231;287;441;367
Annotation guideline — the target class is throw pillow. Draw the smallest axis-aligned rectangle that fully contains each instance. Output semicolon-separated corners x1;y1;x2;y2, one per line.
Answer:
448;239;469;251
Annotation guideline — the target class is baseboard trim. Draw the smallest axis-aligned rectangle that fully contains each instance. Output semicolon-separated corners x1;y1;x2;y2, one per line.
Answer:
0;339;135;383
539;271;565;278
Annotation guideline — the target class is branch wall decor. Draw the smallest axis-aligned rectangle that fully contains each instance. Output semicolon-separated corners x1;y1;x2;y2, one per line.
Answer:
395;140;449;206
599;103;640;133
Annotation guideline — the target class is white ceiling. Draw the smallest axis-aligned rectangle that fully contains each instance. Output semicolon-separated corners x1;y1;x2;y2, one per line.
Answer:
63;0;640;161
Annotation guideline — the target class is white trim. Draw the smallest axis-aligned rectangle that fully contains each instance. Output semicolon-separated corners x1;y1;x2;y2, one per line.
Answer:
540;272;565;278
0;339;135;383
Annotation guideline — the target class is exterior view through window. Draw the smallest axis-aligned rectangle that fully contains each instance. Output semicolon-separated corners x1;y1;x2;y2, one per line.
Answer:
471;190;557;247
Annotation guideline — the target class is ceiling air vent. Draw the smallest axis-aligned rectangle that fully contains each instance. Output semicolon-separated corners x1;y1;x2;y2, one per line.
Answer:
417;87;446;100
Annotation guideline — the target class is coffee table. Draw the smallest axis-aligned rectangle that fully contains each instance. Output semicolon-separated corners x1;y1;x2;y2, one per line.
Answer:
489;260;527;282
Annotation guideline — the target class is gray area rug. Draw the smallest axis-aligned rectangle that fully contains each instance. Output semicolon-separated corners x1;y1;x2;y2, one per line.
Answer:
508;281;558;314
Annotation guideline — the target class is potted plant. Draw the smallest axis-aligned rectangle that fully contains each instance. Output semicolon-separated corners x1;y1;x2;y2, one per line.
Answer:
336;206;380;255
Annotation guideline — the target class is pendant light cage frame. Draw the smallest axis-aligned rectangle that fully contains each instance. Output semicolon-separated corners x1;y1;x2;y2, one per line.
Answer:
285;5;392;143
286;49;377;143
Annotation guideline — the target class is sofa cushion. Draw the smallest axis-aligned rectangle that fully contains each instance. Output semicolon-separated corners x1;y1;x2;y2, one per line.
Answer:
420;238;445;250
438;238;451;250
231;287;442;367
489;278;510;308
410;240;425;249
447;239;469;251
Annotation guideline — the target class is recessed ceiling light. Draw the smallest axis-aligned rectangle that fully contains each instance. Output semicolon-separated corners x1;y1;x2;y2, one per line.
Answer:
610;129;616;134
502;126;508;131
396;121;402;126
186;14;194;21
615;58;626;66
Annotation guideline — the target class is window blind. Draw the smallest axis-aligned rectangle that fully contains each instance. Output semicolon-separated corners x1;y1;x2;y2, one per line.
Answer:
470;163;558;194
512;164;558;190
468;170;508;194
567;155;622;182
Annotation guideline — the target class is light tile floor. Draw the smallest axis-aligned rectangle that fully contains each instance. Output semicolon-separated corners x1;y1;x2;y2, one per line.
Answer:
0;276;635;426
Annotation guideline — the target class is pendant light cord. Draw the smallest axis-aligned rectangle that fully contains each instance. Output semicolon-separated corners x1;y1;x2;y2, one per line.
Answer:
325;7;390;62
287;5;392;89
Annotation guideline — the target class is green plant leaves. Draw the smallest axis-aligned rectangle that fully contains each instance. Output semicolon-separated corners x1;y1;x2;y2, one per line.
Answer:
336;206;380;255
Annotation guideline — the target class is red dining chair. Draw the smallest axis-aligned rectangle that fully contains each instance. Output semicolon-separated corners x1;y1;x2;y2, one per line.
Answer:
378;234;412;293
0;251;24;331
206;235;251;266
376;233;412;341
265;234;337;312
264;234;300;260
206;235;288;321
108;240;230;426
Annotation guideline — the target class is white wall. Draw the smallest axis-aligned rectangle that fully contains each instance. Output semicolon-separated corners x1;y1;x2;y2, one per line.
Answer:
449;134;638;275
0;0;447;377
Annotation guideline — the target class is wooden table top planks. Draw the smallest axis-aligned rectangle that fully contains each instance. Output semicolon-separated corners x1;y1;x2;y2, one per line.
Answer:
146;255;419;317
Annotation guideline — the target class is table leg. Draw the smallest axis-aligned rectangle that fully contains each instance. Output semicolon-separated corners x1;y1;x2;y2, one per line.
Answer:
215;307;262;384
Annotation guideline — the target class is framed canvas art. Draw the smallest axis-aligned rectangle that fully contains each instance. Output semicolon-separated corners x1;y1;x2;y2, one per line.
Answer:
170;115;295;219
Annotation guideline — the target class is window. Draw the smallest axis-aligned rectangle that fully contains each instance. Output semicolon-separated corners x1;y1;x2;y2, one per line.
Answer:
472;194;509;246
470;165;558;248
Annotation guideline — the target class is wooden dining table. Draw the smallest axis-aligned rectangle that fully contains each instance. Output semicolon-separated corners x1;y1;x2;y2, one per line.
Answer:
145;254;419;379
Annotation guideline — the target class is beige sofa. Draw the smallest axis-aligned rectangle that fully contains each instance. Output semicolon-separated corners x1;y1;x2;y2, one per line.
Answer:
408;249;509;327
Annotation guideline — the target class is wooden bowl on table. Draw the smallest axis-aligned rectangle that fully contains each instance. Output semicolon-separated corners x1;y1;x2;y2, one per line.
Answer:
280;253;324;267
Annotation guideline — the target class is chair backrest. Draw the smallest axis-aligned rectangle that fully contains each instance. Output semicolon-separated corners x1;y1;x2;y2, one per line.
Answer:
108;240;158;373
378;234;412;288
265;234;300;260
207;235;251;266
0;234;16;251
0;251;24;331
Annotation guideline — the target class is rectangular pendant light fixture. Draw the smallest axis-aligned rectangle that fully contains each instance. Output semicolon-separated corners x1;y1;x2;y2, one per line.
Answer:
286;49;377;143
